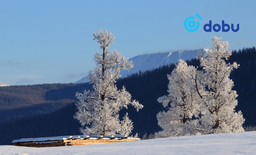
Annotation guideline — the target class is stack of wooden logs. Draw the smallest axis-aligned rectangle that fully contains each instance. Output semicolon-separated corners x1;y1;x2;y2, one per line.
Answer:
12;135;140;147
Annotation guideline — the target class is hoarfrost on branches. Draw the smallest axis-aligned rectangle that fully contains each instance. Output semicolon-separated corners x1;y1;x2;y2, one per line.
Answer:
74;29;143;136
156;60;201;137
197;36;244;134
156;36;244;137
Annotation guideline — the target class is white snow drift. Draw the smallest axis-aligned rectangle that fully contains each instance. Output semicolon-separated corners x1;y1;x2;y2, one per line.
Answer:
1;131;256;155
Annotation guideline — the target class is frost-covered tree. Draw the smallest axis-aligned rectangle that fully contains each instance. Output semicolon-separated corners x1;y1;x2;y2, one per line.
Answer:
156;37;244;137
196;37;245;134
156;60;201;137
74;29;143;136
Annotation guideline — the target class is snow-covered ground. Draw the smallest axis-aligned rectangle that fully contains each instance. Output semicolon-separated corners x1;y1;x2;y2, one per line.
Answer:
1;131;256;155
76;49;201;83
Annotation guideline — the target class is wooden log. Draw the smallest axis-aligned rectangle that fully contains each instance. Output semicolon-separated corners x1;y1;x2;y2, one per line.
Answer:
12;136;140;147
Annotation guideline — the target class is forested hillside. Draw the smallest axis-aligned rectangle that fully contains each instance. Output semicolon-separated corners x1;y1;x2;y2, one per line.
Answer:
0;83;92;123
0;47;256;145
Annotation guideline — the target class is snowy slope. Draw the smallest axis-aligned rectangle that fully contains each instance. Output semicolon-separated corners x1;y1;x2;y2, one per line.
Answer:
76;49;202;83
1;131;256;155
0;81;12;87
76;76;88;84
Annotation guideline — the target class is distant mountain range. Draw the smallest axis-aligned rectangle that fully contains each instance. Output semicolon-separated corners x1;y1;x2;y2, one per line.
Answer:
76;49;202;83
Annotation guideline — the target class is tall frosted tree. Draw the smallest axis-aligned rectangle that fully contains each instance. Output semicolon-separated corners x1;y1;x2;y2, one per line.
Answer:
196;37;244;133
156;37;244;137
74;29;143;136
156;60;201;137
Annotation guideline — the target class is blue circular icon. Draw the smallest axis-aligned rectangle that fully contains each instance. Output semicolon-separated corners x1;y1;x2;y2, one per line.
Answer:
189;20;196;27
184;14;202;32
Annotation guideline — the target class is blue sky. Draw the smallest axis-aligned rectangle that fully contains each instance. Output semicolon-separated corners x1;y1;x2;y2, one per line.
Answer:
0;0;255;85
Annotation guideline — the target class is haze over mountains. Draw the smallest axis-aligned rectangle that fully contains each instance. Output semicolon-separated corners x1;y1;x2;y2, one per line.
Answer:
0;81;12;87
76;49;202;83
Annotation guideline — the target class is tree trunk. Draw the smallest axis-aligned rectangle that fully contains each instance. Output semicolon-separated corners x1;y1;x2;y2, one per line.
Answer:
101;47;106;135
215;119;220;129
183;113;186;124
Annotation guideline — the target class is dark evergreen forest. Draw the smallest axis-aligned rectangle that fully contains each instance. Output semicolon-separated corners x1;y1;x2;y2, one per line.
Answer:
0;47;256;145
0;83;92;123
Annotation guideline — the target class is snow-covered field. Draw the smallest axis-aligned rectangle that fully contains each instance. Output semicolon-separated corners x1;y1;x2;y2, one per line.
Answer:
1;131;256;155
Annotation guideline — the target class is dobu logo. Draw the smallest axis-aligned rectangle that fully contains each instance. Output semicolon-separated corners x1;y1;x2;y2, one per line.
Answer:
184;14;240;32
204;20;239;32
184;14;202;32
